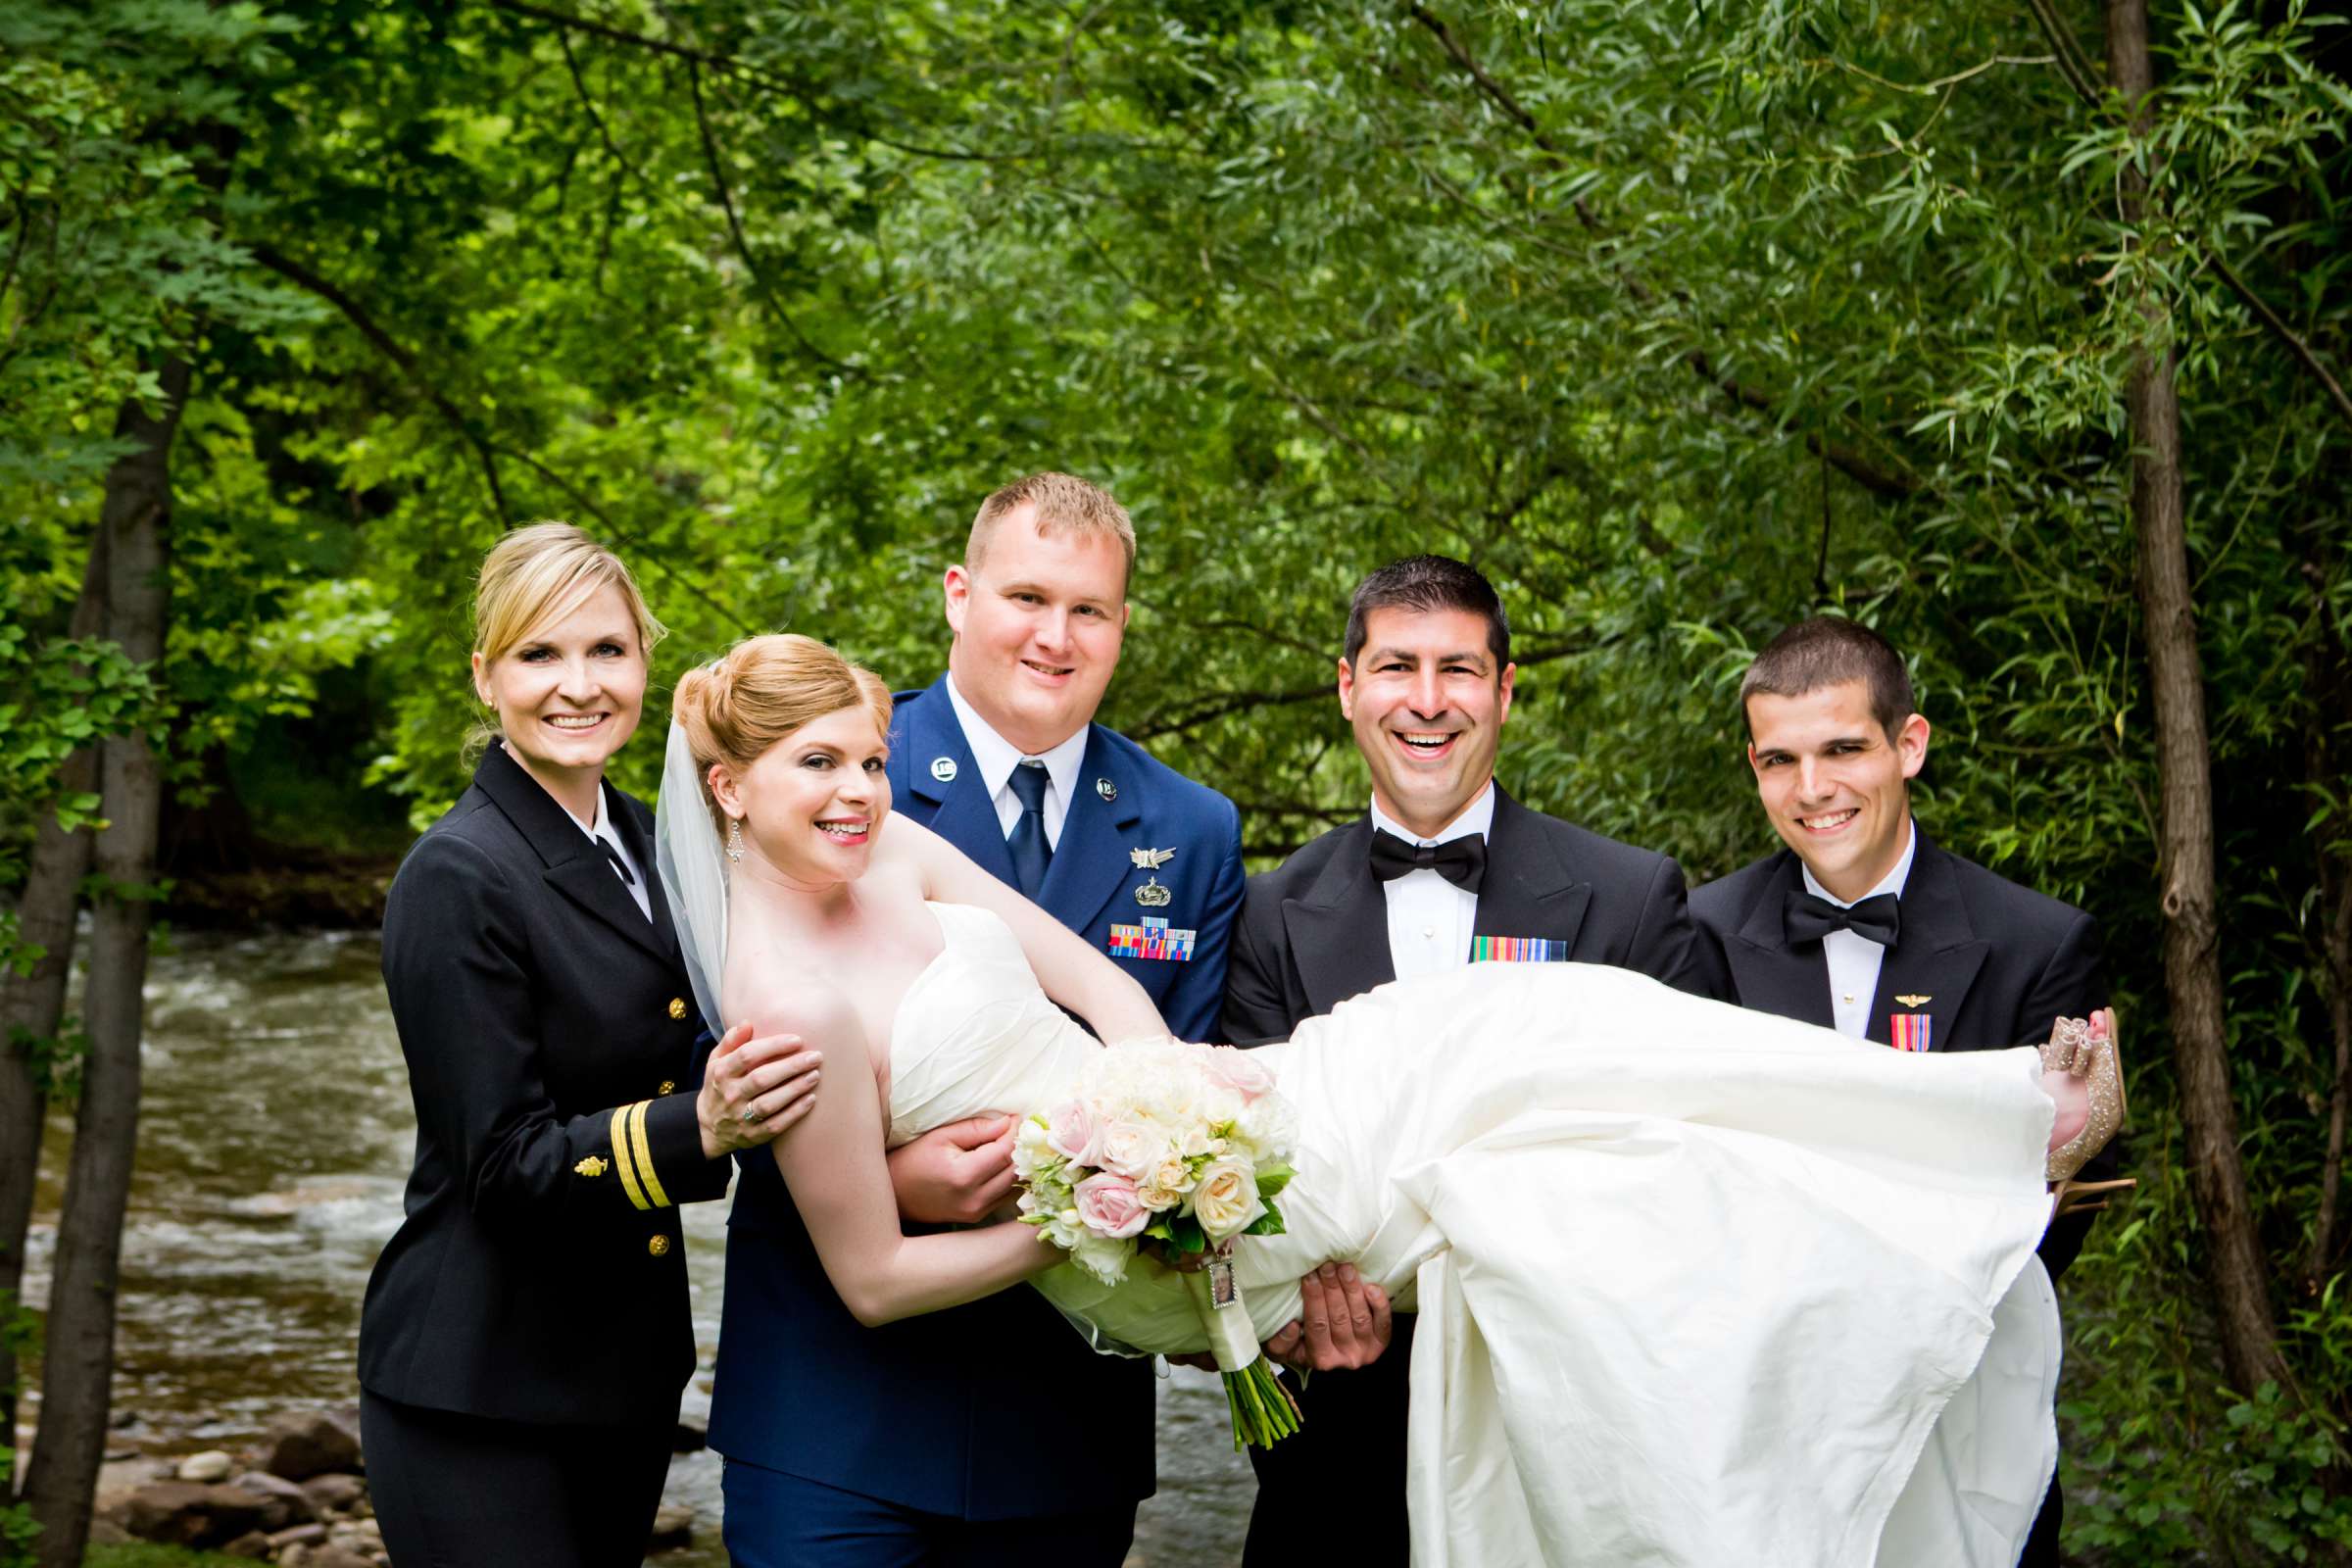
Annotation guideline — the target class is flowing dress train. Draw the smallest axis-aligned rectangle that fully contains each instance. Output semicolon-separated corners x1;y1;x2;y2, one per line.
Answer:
877;902;2060;1567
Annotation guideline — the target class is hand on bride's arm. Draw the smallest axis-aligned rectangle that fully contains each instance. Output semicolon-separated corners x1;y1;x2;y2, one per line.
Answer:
697;1023;822;1160
1263;1262;1392;1374
887;1113;1020;1225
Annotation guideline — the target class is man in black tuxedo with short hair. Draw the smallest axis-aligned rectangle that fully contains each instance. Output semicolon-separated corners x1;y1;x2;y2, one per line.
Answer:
1220;555;1716;1567
1690;614;2111;1568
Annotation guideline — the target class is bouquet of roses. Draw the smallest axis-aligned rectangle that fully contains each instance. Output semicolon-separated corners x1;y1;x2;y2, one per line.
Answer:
1013;1040;1303;1448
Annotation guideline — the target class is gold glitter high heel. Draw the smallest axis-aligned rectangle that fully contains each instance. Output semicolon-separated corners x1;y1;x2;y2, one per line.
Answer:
2043;1010;2126;1184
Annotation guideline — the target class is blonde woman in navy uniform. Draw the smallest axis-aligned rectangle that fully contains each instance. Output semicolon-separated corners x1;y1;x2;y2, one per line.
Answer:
360;523;820;1568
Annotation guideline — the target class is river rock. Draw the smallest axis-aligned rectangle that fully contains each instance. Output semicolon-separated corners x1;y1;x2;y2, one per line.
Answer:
329;1516;382;1550
648;1504;694;1551
119;1479;271;1547
283;1544;377;1568
230;1469;317;1530
270;1523;328;1549
221;1530;274;1559
262;1408;363;1480
176;1449;235;1483
301;1470;368;1513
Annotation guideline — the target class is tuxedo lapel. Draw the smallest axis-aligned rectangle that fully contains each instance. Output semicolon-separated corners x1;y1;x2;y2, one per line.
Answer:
1472;790;1592;952
474;744;672;963
1724;853;1836;1030
1036;728;1142;934
1866;834;1988;1049
900;679;1016;884
1282;820;1395;1016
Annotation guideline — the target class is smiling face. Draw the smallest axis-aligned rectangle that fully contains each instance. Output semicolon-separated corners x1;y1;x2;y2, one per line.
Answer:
1745;679;1930;903
471;581;646;821
943;506;1130;756
710;704;892;889
1339;606;1515;839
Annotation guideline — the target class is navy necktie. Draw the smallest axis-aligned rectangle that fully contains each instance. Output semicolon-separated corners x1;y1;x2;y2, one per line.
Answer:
1006;760;1053;898
1784;890;1901;948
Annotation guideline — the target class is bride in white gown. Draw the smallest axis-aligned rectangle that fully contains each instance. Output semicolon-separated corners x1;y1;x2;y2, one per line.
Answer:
658;634;2120;1568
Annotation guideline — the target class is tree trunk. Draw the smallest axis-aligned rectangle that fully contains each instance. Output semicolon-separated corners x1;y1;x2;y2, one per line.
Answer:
21;357;187;1566
2104;0;2288;1394
0;532;109;1448
2304;514;2352;1288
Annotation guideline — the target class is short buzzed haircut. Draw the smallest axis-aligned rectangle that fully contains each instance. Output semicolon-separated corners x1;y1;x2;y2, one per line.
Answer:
964;471;1137;589
1739;616;1916;741
1343;555;1511;669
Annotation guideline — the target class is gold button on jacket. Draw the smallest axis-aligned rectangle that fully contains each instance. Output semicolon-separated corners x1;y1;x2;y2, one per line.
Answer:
667;997;688;1020
648;1235;671;1257
659;1080;676;1096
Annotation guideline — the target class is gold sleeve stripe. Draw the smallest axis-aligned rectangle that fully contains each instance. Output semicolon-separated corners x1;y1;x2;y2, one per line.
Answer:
629;1097;672;1210
611;1104;652;1211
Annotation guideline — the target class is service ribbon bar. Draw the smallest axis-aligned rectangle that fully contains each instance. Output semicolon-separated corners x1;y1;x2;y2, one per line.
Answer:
1889;1013;1934;1053
1468;935;1569;963
1108;916;1196;962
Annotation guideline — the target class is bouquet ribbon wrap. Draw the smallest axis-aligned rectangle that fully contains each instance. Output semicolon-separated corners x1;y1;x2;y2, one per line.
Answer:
1186;1256;1261;1373
1185;1248;1300;1448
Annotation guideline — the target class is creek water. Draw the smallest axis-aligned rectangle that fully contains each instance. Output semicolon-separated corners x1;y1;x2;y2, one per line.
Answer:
22;929;1255;1566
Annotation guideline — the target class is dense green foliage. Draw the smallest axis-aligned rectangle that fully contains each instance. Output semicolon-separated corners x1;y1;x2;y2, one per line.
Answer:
6;1;2352;1558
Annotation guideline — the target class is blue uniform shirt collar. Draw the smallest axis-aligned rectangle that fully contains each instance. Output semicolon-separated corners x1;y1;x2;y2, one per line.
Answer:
944;673;1089;812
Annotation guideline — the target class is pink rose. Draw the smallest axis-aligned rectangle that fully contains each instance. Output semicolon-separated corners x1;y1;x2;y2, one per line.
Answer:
1205;1046;1276;1102
1073;1172;1150;1240
1046;1099;1102;1166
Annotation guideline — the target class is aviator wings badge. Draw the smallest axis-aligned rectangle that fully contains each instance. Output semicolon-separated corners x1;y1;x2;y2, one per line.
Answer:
1895;994;1932;1008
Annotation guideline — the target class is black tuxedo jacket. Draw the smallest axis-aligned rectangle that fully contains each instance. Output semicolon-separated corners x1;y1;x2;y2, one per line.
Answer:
1691;831;2111;1277
359;742;729;1426
1219;787;1714;1568
1221;787;1717;1043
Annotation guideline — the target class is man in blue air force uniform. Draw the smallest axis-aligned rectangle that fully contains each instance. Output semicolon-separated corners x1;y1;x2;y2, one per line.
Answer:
709;473;1245;1565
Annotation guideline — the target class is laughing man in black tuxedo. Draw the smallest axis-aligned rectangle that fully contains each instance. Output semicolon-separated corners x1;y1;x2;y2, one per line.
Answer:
1690;614;2111;1568
1220;555;1716;1568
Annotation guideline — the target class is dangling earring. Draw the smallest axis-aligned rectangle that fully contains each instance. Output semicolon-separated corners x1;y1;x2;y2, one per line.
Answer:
726;818;745;862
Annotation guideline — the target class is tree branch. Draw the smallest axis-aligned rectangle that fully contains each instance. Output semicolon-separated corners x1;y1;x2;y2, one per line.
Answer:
1406;5;1925;501
1126;637;1596;741
249;244;760;632
248;245;512;525
2020;0;2104;107
556;25;653;195
2208;250;2352;437
482;0;1016;164
687;62;863;380
2018;0;2352;439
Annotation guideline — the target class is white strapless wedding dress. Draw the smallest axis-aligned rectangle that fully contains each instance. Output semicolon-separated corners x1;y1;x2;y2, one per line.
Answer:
885;902;2063;1568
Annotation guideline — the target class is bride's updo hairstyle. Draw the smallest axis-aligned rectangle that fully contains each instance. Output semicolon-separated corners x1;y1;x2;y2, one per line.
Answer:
672;634;894;828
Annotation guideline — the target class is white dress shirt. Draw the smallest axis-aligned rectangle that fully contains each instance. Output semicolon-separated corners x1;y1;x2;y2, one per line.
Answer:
1372;785;1495;984
576;786;652;922
1800;819;1918;1039
945;675;1089;851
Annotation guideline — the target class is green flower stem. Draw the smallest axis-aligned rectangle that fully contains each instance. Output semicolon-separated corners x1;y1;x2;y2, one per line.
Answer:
1220;1356;1303;1449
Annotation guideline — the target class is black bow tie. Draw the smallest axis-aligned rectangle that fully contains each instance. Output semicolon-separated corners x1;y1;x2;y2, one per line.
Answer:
1370;828;1488;895
1784;890;1900;948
